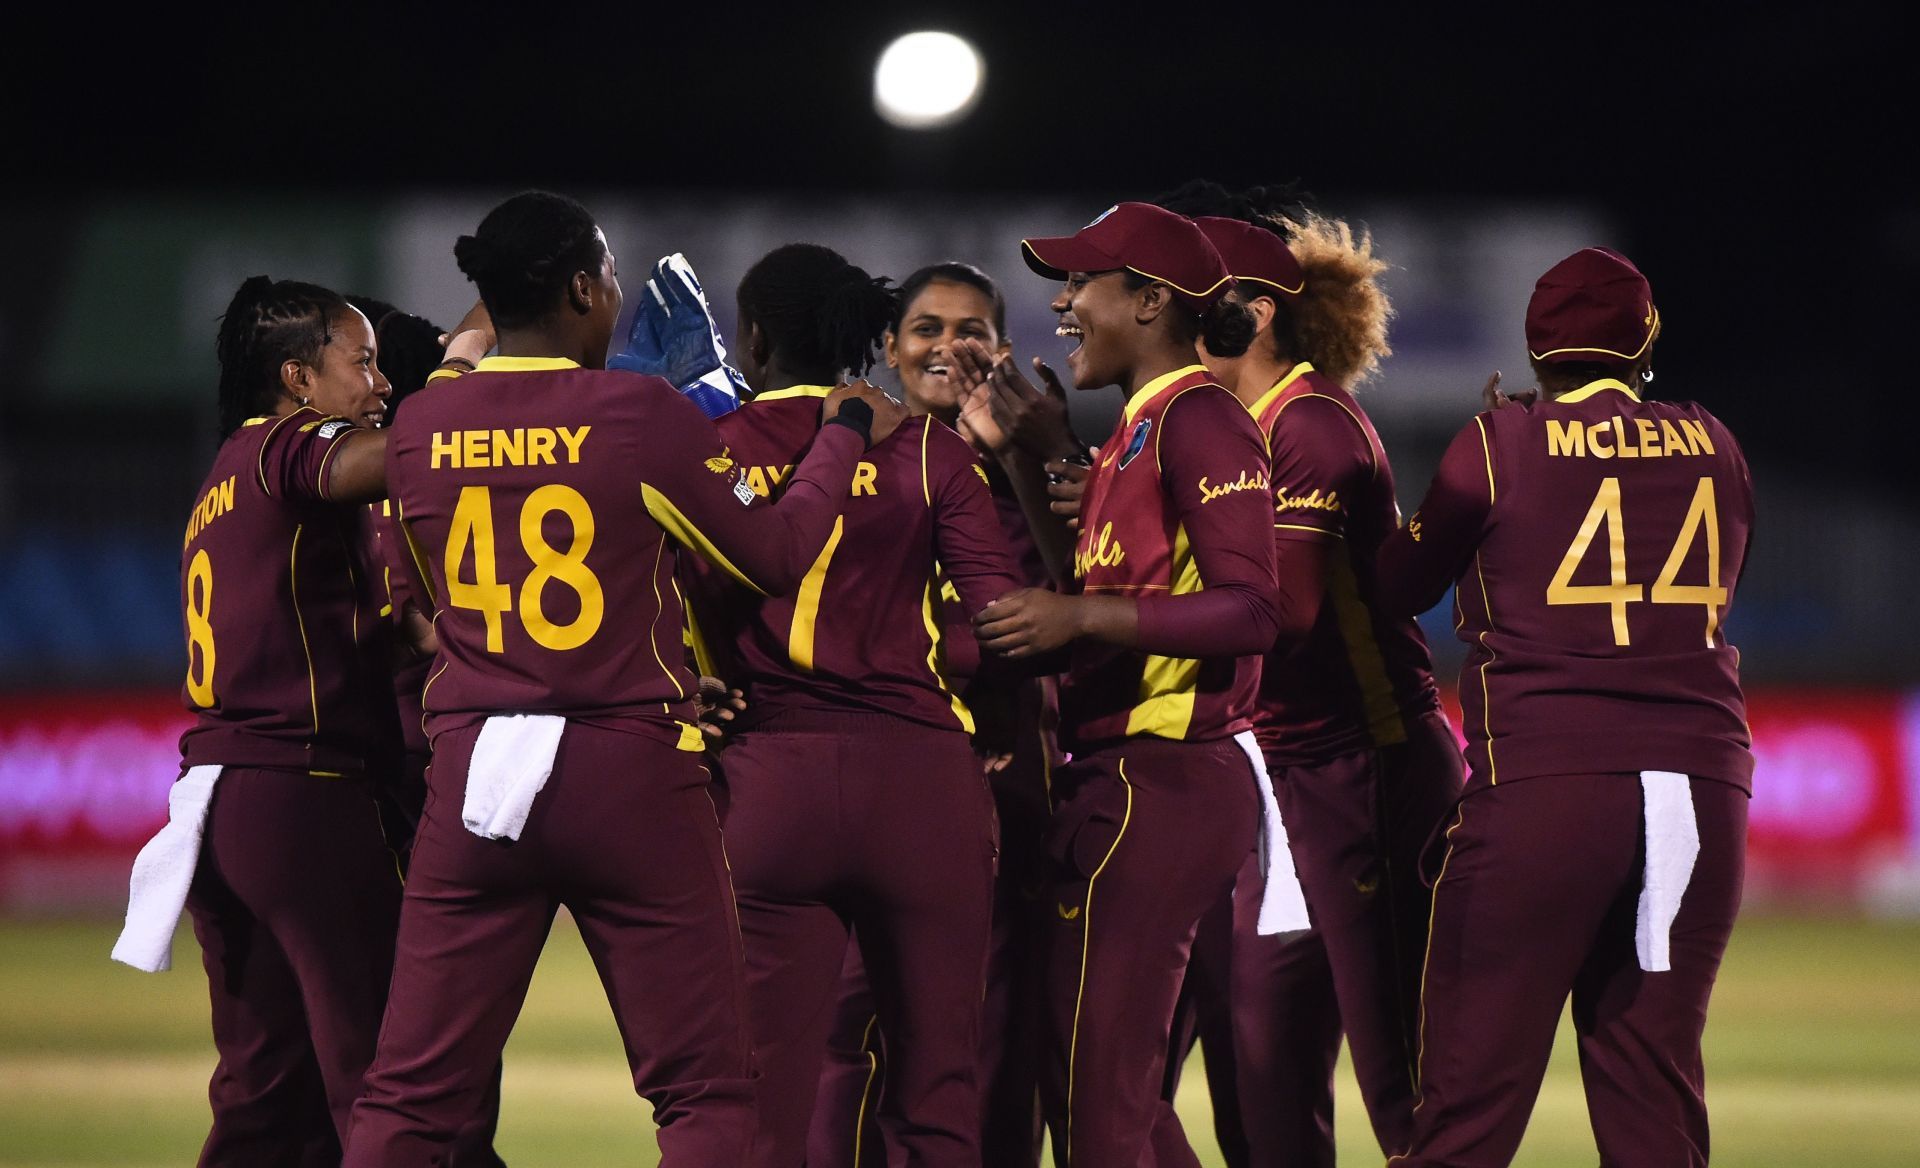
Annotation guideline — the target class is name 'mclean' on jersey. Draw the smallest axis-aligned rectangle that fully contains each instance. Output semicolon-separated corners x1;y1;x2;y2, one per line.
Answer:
1378;377;1753;792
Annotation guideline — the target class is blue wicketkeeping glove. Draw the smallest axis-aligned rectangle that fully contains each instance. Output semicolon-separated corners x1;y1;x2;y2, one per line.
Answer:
609;253;750;418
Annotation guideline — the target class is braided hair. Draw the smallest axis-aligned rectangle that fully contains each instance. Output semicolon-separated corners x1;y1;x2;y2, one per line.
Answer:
738;244;898;382
453;191;606;329
214;276;353;437
347;295;445;421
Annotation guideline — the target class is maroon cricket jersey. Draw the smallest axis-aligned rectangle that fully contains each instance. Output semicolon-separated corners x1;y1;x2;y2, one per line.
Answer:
982;456;1051;588
938;449;1052;684
178;408;388;774
1247;363;1440;763
1062;365;1277;749
383;357;863;750
361;499;431;761
686;386;1024;733
1377;378;1754;791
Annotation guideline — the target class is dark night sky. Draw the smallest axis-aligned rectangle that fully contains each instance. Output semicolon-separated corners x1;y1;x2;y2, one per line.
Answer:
11;5;1913;490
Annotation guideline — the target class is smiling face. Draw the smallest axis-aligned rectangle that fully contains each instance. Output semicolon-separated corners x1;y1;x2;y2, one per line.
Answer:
886;279;1006;417
293;306;391;427
1052;270;1137;390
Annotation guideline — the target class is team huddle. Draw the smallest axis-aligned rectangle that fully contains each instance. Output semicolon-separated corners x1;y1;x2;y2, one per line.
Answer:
116;184;1754;1168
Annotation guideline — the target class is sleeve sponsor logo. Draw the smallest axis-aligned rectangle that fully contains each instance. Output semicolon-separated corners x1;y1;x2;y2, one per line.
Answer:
317;419;353;440
1117;418;1152;469
1197;468;1269;503
1275;486;1342;514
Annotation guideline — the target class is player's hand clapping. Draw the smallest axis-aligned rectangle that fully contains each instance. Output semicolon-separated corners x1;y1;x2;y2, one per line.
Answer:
951;339;1083;463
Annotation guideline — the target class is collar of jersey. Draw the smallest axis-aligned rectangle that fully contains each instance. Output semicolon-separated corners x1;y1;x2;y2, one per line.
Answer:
474;355;581;373
753;383;834;402
1557;377;1640;404
1246;361;1317;418
1122;364;1209;425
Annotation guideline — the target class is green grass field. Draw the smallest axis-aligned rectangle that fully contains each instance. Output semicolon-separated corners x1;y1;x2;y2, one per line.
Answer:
2;914;1916;1166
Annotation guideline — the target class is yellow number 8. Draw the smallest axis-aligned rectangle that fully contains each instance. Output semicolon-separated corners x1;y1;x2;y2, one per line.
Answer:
520;484;603;651
184;548;217;706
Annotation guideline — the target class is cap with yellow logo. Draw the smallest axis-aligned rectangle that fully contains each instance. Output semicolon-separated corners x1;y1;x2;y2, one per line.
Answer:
1525;247;1659;366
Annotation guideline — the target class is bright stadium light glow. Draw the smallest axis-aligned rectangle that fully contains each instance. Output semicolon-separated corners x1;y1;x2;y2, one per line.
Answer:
873;31;984;130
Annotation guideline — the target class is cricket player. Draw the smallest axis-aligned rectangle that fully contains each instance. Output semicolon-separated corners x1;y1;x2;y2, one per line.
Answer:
675;242;1024;1168
1375;247;1754;1167
341;191;903;1168
969;201;1283;1167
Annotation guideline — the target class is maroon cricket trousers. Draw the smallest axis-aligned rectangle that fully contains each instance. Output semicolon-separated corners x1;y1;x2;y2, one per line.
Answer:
185;767;403;1167
1041;735;1259;1168
721;708;997;1168
1392;773;1747;1167
343;720;757;1168
1155;847;1342;1168
1154;711;1463;1166
805;714;1053;1168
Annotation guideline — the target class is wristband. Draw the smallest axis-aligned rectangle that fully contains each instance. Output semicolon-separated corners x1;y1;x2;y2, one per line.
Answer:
824;398;875;445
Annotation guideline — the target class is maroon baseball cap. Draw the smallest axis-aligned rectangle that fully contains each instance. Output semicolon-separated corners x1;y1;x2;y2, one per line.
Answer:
1193;216;1304;299
1022;202;1233;311
1526;247;1660;365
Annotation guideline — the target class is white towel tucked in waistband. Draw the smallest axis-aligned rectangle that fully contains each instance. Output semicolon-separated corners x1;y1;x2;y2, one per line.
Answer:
1636;770;1701;972
463;714;567;841
112;764;223;973
1234;730;1312;935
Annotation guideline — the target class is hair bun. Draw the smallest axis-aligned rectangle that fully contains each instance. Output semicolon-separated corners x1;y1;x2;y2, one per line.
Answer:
453;233;492;279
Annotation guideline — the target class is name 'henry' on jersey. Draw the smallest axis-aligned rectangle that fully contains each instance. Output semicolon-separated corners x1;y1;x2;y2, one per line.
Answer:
383;357;859;753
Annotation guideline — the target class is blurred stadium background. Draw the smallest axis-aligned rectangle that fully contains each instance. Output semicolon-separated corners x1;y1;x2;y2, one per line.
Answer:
3;6;1916;1164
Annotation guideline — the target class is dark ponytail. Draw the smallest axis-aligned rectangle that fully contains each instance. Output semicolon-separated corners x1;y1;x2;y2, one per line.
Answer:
454;190;605;329
1120;270;1255;359
738;243;898;381
1199;297;1256;359
215;275;352;437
